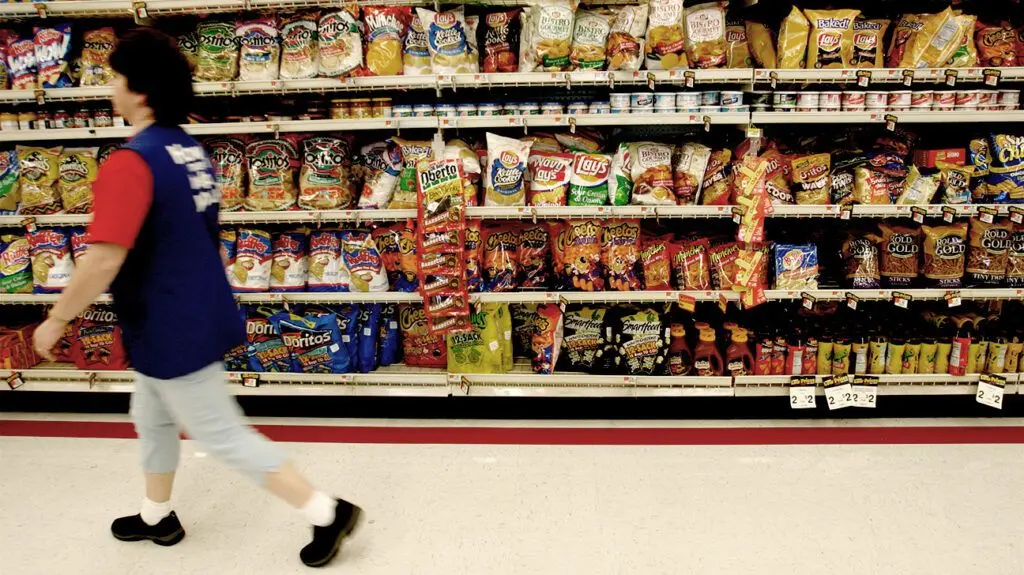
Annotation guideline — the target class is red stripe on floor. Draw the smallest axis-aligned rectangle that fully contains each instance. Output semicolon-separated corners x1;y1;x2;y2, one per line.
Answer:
4;419;1024;445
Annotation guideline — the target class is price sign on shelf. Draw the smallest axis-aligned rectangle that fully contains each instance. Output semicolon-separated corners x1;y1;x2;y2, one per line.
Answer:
976;373;1006;410
1010;206;1024;224
856;69;871;88
945;290;962;308
823;374;854;410
6;372;24;390
241;374;260;388
845;292;860;310
789;376;817;409
911;206;927;224
852;375;879;409
943;206;957;223
978;207;997;224
984;68;1001;87
677;292;697;313
892;291;912;309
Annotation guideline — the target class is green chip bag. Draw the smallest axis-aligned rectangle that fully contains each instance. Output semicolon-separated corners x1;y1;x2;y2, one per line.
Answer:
610;143;632;206
0;235;31;294
446;303;507;374
194;21;239;81
569;152;612;206
0;150;19;213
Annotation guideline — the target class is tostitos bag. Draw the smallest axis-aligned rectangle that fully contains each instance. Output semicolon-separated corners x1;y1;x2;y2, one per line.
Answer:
318;6;363;77
194;20;238;81
207;137;247;212
300;136;355;210
280;11;319;79
245;139;298;211
236;16;280;81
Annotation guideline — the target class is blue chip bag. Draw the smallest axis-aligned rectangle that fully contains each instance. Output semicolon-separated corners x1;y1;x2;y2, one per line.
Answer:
773;244;819;290
378;303;401;367
272;312;346;373
244;307;294;372
334;304;360;363
987;133;1024;204
356;304;382;373
223;305;251;371
34;23;73;88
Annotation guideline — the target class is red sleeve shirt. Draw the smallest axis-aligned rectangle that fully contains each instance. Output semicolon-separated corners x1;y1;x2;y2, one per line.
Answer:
87;149;154;249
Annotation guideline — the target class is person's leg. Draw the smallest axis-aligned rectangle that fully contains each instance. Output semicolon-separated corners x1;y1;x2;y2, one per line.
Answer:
158;363;362;566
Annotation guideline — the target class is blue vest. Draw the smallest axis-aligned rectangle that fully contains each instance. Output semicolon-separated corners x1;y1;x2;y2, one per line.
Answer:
112;124;243;379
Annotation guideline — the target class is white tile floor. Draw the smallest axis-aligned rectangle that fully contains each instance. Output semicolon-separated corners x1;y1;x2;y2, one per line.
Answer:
1;418;1023;574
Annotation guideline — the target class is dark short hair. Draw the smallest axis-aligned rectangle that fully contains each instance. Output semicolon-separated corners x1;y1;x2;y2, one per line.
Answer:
109;27;193;126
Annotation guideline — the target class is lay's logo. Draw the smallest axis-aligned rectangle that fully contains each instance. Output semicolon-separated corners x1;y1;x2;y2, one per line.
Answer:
435;11;456;26
499;151;520;167
818;31;841;49
574;155;609;180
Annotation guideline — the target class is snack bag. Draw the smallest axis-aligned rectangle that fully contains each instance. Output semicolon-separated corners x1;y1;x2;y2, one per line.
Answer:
790;153;831;205
876;223;919;288
842;230;880;289
887;14;925;68
556;129;605;153
610;143;632;206
946;15;977;68
853;166;896;205
606;4;647;71
70;227;89;261
613;307;669;375
464;219;483;292
518;223;551;288
699;149;732;205
80;27;116;86
485;133;531;206
628;142;675;205
417;7;478;74
269;231;307;293
300;136;354;210
245;139;298;211
319;6;363;77
725;17;752;68
378;303;401;367
511;303;539;358
519;0;577;72
243;308;294;372
480;9;522;73
444;139;481;206
568;152;612;206
71;307;130;371
896;166;940;205
194;21;238;81
563;219;603;291
341;229;389;292
548;221;568;289
922;222;968;289
237;16;280;81
178;31;199;71
307;230;347;292
54;147;97;215
745;21;776;68
357;141;403;209
1007;224;1024;288
0;149;18;214
852;18;889;68
976;21;1017;67
601;219;641;291
362;6;413;76
970;138;991;201
219;228;236;283
683;1;727;69
987;133;1024;203
207;137;246;212
399;304;447;368
17;145;62;215
967;219;1012;286
674;142;711;205
6;36;36;89
417;158;467;232
804;9;858;69
531;303;563;374
272;312;347;373
97;143;119;166
708;240;739;289
938;163;973;205
403;13;432;75
763;148;794;204
671;237;712;290
373;222;418;292
280;11;319;79
0;234;31;294
773;244;818;290
640;233;673;290
571;9;612;70
901;8;959;69
645;0;687;70
777;6;809;69
27;227;73;294
34;24;72;88
355;304;382;373
231;228;272;292
482;223;520;292
527;150;572;206
447;304;505;374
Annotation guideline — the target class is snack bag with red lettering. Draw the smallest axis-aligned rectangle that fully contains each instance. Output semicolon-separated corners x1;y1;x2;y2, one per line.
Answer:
464;219;484;292
6;35;37;89
640;232;674;290
269;231;307;293
28;227;73;294
417;158;467;232
230;228;272;292
482;222;520;292
341;229;389;292
569;152;612;206
307;230;347;292
563;219;604;291
601;218;642;291
34;23;72;88
531;303;563;374
518;223;550;288
71;306;130;370
399;303;447;368
362;6;413;76
527;150;572;206
481;9;522;72
372;222;418;292
672;238;712;290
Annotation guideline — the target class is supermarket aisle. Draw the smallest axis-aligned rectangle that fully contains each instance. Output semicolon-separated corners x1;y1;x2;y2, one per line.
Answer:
2;418;1024;575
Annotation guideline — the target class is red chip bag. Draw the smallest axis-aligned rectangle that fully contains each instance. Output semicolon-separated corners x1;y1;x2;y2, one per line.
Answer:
601;218;641;291
672;238;712;290
548;220;568;290
481;9;522;73
640;233;674;290
708;240;740;290
399;303;447;368
482;222;519;292
71;307;130;370
517;222;550;288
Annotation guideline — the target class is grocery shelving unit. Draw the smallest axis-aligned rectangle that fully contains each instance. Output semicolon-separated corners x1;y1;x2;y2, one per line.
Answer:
3;3;1024;407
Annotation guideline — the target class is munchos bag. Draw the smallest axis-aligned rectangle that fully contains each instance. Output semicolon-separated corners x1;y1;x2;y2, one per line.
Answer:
362;6;412;76
640;233;673;290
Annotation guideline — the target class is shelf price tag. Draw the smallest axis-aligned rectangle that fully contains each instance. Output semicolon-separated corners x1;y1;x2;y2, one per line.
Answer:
789;376;817;409
677;292;697;313
6;372;24;390
943;206;957;223
132;1;150;25
730;206;744;224
845;292;860;310
977;206;997;224
646;72;656;90
839;204;853;220
823;374;854;410
718;292;729;313
901;69;914;87
944;69;958;87
984;68;1001;87
945;290;962;308
801;292;816;311
21;217;37;233
852;376;879;408
769;71;778;90
34;89;45;106
1010;206;1024;224
976;373;1006;409
241;373;260;388
447;372;470;394
884;114;898;132
910;206;927;224
684;70;696;89
856;70;871;88
891;291;912;309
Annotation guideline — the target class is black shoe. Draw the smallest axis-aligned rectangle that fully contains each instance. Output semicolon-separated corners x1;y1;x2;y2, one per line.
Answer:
111;511;186;547
299;499;363;568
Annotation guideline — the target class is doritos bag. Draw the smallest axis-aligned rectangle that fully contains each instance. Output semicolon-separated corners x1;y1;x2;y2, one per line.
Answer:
356;304;382;373
244;306;295;373
71;306;130;370
272;311;347;373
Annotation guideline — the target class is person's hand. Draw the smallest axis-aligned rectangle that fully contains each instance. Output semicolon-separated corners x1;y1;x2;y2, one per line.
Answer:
33;317;68;362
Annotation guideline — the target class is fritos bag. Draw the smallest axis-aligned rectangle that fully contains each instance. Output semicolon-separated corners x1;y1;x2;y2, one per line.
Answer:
16;145;61;215
976;21;1017;67
746;21;777;68
699;149;732;205
362;6;412;76
563;219;603;291
519;0;577;72
967;218;1012;286
790;153;831;205
207;137;247;212
237;16;280;81
481;9;522;73
194;20;238;82
569;152;612;206
887;14;925;68
805;9;858;69
417;7;478;74
852;18;889;68
485;133;531;206
280;11;320;79
674;142;711;205
922;222;968;288
57;147;97;214
300;136;355;210
245;139;298;211
571;9;612;70
606;4;648;71
777;6;809;69
628;142;675;205
683;1;727;69
644;0;687;70
319;6;363;77
80;27;115;86
725;17;752;68
601;218;641;291
527;150;572;206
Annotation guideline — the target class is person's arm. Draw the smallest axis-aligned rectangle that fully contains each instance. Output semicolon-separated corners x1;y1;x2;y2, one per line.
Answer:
33;150;153;360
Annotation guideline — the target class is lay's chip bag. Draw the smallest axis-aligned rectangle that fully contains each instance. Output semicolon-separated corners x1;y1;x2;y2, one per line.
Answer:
805;9;859;69
484;133;531;206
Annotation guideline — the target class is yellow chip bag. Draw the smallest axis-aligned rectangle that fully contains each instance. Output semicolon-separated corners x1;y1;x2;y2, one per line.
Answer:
900;7;959;69
520;0;577;72
805;9;859;69
945;14;978;68
362;6;412;76
777;6;809;69
852;18;889;68
16;145;62;215
570;9;613;70
446;303;506;374
645;0;688;70
887;14;926;68
726;20;752;68
745;21;777;68
57;147;98;214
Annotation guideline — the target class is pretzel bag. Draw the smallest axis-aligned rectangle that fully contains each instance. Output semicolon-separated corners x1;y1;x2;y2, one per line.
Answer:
922;222;968;289
967;218;1012;286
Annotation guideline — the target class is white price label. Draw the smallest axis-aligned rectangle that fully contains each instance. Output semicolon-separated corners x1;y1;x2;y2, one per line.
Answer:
852;376;878;408
824;375;854;410
976;374;1005;410
789;377;817;409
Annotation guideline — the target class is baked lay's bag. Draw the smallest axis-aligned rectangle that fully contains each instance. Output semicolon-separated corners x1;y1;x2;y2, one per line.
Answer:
746;21;776;68
245;139;298;211
606;4;648;71
17;145;62;215
236;16;280;81
805;9;858;69
27;227;73;294
272;311;346;373
300;136;354;210
390;137;436;209
362;6;412;76
777;6;809;69
307;230;347;292
699;149;732;205
852;18;889;68
269;231;307;292
340;229;389;292
356;304;382;373
402;13;432;75
57;147;97;214
645;0;687;70
399;303;447;368
319;6;363;77
372;222;418;292
568;152;612;206
527;150;572;206
207;137;246;212
485;133;531;206
417;7;478;74
0;234;31;294
887;14;925;68
34;24;72;88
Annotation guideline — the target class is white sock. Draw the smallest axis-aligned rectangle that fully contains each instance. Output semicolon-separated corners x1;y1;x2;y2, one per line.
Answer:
140;497;172;526
301;491;336;527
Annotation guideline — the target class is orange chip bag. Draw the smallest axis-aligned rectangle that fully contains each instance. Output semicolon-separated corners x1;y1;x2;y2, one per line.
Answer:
708;240;740;290
976;21;1018;67
563;219;603;291
640;233;673;290
601;218;641;291
482;222;520;292
672;238;712;290
464;219;484;292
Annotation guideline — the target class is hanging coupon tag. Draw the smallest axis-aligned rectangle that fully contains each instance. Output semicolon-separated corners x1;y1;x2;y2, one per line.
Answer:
840;204;853;220
1010;206;1024;224
945;290;962;308
943;206;957;223
684;70;695;89
801;292;816;311
852;375;879;408
6;372;24;390
892;291;912;309
885;114;898;132
718;292;729;313
824;374;854;410
976;373;1006;410
978;207;996;224
856;69;871;88
789;376;817;409
902;69;914;87
984;68;1001;87
944;69;958;87
677;293;697;313
731;206;744;224
769;71;778;90
845;292;860;310
241;374;260;388
911;206;927;224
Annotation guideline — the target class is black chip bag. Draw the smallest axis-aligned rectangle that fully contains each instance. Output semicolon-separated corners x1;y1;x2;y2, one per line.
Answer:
558;305;607;373
480;9;521;73
612;306;669;375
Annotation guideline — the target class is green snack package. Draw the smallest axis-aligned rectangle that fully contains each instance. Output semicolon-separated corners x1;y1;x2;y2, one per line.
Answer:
446;303;507;374
568;152;612;206
0;150;19;213
610;143;632;206
194;21;239;82
0;235;32;294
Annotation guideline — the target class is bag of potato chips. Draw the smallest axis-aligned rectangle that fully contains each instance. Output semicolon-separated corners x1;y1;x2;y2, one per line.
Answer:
946;15;977;68
16;145;62;215
570;9;613;70
725;17;752;68
644;0;687;70
805;9;859;69
628;142;675;205
900;7;959;69
777;6;809;69
887;14;925;68
745;21;777;68
402;13;432;75
852;18;889;68
57;147;97;214
417;7;479;74
683;1;727;69
606;4;647;72
520;0;577;72
362;6;412;76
